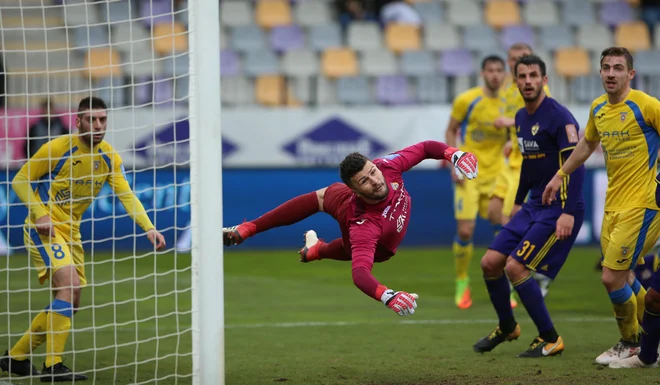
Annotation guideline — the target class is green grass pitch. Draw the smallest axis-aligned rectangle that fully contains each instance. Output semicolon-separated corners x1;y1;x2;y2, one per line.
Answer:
1;246;658;384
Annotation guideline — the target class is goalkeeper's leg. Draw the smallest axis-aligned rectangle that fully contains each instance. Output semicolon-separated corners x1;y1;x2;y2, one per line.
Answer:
299;231;351;262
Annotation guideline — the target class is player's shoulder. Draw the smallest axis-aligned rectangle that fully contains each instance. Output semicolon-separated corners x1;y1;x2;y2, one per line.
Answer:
589;94;608;114
455;87;483;104
545;97;574;119
47;135;75;155
627;89;660;109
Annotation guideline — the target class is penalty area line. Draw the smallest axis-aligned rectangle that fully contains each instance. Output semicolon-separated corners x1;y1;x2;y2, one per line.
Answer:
225;317;613;329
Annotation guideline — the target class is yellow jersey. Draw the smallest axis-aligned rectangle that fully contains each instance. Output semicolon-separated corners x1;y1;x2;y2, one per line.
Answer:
450;87;508;178
584;89;660;212
12;134;154;233
501;79;552;169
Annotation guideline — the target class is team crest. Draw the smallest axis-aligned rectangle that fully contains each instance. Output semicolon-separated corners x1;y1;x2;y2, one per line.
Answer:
621;246;630;256
531;123;540;136
390;182;399;191
620;112;628;121
94;161;100;170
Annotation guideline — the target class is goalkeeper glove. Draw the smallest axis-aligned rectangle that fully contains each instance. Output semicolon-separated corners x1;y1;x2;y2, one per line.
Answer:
380;289;418;316
450;150;478;181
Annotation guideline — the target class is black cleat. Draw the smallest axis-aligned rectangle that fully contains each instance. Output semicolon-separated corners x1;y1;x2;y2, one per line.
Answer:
40;362;88;382
517;336;564;358
473;324;521;353
0;350;40;377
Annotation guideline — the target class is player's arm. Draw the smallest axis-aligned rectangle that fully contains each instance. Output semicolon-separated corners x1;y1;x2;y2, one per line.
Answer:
642;94;660;134
556;121;585;216
108;153;166;250
349;220;418;316
383;141;477;180
12;141;59;223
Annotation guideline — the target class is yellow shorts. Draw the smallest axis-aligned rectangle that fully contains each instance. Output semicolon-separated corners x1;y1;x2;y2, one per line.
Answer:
492;165;521;217
25;226;86;286
600;208;660;271
454;176;496;220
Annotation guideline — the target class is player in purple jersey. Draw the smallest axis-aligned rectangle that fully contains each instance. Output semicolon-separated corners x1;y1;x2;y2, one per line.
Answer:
222;141;478;315
473;55;586;358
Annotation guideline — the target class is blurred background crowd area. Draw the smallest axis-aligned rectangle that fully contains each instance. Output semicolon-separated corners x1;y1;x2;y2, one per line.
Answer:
0;0;659;109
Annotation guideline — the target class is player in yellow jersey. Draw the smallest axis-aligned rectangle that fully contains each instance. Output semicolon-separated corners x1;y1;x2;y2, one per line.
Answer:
543;47;660;366
0;97;166;381
446;55;508;309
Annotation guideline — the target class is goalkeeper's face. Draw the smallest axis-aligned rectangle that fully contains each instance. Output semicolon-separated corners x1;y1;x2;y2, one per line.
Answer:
349;160;389;202
77;109;107;146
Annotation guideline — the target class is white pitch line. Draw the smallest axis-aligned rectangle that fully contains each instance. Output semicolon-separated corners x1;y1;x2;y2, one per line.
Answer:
225;317;613;329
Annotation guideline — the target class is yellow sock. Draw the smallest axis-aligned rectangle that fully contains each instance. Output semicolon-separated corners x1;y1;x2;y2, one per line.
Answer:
9;311;48;360
45;300;73;368
609;284;639;343
631;278;647;325
453;237;473;280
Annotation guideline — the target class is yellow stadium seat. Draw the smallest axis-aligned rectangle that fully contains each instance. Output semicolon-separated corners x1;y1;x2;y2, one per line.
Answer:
485;0;521;28
256;0;292;28
615;21;651;52
554;47;590;77
256;75;286;106
83;48;122;79
153;22;188;55
321;48;358;78
626;0;640;6
385;24;421;53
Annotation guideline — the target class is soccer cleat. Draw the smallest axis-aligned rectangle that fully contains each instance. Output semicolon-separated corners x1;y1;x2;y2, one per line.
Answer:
595;339;641;365
609;355;659;369
0;350;40;377
517;336;564;358
222;222;256;247
298;230;325;263
473;324;521;353
40;362;88;382
455;278;472;309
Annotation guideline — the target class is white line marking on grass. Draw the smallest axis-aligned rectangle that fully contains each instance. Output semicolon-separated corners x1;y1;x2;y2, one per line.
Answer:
225;317;613;329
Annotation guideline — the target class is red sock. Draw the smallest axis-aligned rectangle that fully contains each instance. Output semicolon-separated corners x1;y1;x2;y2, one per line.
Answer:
318;239;351;261
250;192;319;233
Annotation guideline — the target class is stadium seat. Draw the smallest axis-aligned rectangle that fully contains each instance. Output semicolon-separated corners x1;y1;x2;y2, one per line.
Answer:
600;1;634;26
270;25;305;52
162;53;189;77
485;0;521;28
72;25;109;50
554;47;591;78
348;22;383;52
423;22;459;51
220;1;252;27
539;25;574;51
361;50;398;76
570;75;603;104
385;24;421;53
562;1;596;26
221;76;254;106
501;25;534;50
576;24;614;52
634;50;660;75
413;1;444;24
99;0;134;23
654;24;660;49
295;1;331;27
231;25;267;52
244;50;280;76
120;44;161;78
282;50;319;77
140;0;173;27
376;75;413;105
63;2;100;27
94;77;126;107
309;25;343;51
400;50;435;76
523;0;559;26
315;76;338;105
256;75;286;107
439;49;476;76
153;76;174;104
322;48;359;78
615;21;651;52
446;1;482;26
255;0;292;28
337;76;372;105
464;25;498;52
111;22;152;53
288;76;313;105
415;75;448;104
221;49;241;77
84;47;122;79
153;22;188;55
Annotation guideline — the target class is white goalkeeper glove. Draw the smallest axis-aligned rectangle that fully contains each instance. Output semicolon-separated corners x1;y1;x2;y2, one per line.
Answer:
450;150;478;181
380;289;418;316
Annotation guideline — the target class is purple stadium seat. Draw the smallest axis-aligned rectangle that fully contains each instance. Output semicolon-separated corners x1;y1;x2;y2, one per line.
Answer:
133;76;152;105
501;25;534;51
376;75;413;105
270;25;304;52
221;49;240;76
600;1;634;26
154;77;173;104
140;0;173;27
439;49;475;76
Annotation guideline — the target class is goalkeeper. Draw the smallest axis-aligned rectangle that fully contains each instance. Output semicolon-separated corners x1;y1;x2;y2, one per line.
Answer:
0;97;166;382
224;141;478;316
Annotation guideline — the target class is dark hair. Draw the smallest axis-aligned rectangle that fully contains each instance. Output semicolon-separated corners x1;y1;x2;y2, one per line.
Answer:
509;42;532;53
481;55;505;70
77;96;107;115
600;47;634;70
514;54;547;77
339;152;369;186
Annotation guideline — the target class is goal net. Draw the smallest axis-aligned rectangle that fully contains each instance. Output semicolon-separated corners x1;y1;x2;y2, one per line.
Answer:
0;0;223;383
